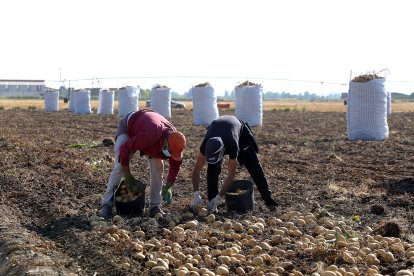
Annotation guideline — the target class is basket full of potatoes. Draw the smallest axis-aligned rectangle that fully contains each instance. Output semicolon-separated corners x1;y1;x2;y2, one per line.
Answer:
114;180;146;217
225;180;254;213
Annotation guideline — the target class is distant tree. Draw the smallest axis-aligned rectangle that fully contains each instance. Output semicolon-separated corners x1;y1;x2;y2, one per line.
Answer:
281;91;290;99
264;91;279;99
171;91;182;99
310;93;318;101
140;88;150;100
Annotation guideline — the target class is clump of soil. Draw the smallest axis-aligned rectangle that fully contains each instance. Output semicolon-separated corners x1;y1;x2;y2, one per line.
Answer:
370;204;385;215
375;222;402;238
388;177;414;194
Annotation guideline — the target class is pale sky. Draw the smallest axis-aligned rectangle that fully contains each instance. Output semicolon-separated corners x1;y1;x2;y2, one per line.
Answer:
1;0;414;95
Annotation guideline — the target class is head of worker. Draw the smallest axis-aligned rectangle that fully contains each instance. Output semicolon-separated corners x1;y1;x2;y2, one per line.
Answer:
205;137;225;164
163;131;186;161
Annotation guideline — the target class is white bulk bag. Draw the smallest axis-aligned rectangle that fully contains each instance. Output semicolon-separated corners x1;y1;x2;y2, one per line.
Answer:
150;85;171;118
69;91;76;112
191;85;219;126
44;91;59;112
235;84;263;126
75;90;92;114
347;79;389;141
97;89;114;115
118;86;139;117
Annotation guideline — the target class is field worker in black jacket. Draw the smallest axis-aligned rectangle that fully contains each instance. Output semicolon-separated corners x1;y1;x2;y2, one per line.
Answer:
191;115;278;213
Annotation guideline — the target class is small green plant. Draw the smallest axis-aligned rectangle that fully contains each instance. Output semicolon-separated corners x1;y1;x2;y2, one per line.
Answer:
283;107;291;112
0;106;4;110
28;106;37;110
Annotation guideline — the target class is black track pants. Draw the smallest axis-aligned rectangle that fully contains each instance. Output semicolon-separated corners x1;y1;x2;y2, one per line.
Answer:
206;145;275;205
237;145;275;205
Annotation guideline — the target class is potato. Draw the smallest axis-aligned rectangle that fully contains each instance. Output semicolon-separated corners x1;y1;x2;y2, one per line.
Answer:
112;215;123;224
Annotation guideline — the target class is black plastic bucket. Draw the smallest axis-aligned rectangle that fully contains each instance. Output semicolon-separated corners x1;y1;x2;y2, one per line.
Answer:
114;180;146;217
225;180;254;213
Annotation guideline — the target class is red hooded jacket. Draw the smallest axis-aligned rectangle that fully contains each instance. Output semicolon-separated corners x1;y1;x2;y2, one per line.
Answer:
119;109;182;183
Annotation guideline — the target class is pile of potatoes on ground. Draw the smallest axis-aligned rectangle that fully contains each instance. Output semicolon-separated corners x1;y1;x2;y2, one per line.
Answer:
89;208;414;276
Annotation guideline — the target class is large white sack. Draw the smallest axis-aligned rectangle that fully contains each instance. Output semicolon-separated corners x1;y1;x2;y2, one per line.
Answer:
191;85;219;126
150;85;171;118
118;86;139;117
44;91;59;112
235;84;263;126
347;79;388;141
75;90;92;114
97;89;114;115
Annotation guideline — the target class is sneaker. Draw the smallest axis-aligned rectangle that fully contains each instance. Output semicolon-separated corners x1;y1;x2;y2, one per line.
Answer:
148;206;166;218
265;198;278;212
98;204;113;219
266;204;277;212
208;207;218;214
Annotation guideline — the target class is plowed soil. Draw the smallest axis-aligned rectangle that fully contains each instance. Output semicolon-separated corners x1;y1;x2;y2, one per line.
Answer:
1;108;414;275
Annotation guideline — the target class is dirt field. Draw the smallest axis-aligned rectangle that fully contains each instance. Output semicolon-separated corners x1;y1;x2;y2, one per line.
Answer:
1;108;414;275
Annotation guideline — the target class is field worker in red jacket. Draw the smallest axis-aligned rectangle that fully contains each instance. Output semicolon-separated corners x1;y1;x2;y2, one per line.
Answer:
191;115;277;214
99;109;186;218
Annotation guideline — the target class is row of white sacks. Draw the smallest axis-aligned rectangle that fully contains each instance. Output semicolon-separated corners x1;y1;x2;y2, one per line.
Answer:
44;90;95;114
44;84;265;126
191;84;263;126
68;87;139;116
45;80;392;141
45;87;140;116
44;87;137;115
